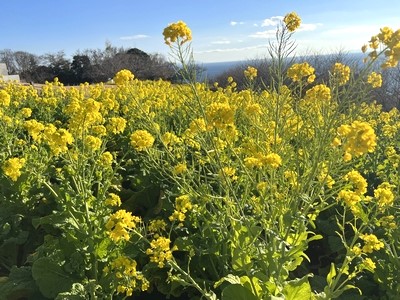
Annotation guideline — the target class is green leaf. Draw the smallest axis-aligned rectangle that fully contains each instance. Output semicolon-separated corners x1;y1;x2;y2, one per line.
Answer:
214;274;241;288
0;266;40;300
221;284;258;300
32;257;75;298
282;275;313;300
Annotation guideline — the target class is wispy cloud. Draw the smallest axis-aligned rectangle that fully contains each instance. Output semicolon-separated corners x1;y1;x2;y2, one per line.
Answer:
211;40;231;45
249;29;276;39
230;21;245;26
195;44;267;54
250;22;321;39
120;34;149;40
298;23;322;32
261;16;283;27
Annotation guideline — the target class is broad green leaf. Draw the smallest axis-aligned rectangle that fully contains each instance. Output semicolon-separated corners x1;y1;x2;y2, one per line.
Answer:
221;284;258;300
282;275;313;300
32;257;75;299
0;266;40;300
240;275;263;297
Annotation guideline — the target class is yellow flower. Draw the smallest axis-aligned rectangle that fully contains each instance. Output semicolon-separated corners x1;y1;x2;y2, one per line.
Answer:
304;84;331;102
107;256;149;296
107;117;127;134
219;167;238;181
262;153;282;169
24;119;45;142
360;233;384;253
287;62;315;82
114;69;134;86
173;163;187;175
0;90;11;107
331;63;351;85
283;12;301;32
148;219;167;233
337;121;376;157
374;182;394;209
99;151;113;168
344;170;367;195
130;130;155;151
362;258;376;272
367;72;382;88
205;102;235;129
106;210;141;243
2;157;26;181
163;20;192;46
244;66;258;80
85;135;102;151
146;236;174;268
105;193;122;207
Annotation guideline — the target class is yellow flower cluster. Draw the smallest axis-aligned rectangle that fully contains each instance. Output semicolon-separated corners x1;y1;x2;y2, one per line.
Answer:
287;62;315;83
332;63;351;85
105;209;141;243
146;236;174;268
304;84;331;102
205;102;236;129
367;72;382;88
99;151;113;168
359;233;384;253
283;12;301;32
163;20;192;46
0;90;11;107
362;26;400;68
244;152;282;169
2;157;26;181
105;193;122;207
219;166;238;181
114;69;134;86
169;194;193;223
337;170;367;213
130;130;155;151
337;121;377;160
107;117;127;134
244;66;258;80
374;182;394;209
105;256;149;297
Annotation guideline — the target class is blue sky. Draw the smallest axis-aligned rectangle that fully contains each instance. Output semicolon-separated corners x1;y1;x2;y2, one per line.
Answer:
1;0;399;63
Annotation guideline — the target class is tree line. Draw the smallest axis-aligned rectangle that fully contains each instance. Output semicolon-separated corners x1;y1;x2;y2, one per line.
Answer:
0;43;176;85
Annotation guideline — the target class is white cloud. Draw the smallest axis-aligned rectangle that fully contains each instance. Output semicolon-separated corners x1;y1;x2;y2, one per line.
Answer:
249;29;276;39
211;40;231;45
120;34;149;40
298;23;322;32
261;16;283;27
230;21;245;26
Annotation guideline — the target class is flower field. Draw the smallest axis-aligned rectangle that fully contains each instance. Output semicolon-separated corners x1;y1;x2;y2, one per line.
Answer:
0;13;399;300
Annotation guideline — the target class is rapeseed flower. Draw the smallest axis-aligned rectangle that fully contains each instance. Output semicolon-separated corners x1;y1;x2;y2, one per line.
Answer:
130;130;155;151
244;66;258;80
367;72;382;88
359;233;384;253
2;157;26;181
146;236;174;268
107;117;127;134
105;193;122;207
337;121;376;157
283;12;301;32
0;90;10;107
287;62;315;82
106;209;141;243
374;182;395;209
163;20;192;45
332;63;351;85
114;69;134;86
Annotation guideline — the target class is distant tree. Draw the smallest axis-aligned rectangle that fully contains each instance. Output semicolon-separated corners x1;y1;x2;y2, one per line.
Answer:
14;51;40;82
0;49;17;74
71;54;92;84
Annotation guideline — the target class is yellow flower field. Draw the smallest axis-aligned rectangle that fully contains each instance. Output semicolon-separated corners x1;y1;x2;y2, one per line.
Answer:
0;13;399;300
